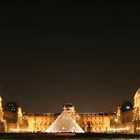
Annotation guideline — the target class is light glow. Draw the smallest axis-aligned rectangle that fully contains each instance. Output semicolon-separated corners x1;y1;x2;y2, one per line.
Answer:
45;110;84;133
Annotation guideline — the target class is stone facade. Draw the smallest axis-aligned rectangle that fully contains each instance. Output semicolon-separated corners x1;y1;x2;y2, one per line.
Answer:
79;113;111;132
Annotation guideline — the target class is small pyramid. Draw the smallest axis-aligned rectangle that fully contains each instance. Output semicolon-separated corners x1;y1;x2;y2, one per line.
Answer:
45;110;84;133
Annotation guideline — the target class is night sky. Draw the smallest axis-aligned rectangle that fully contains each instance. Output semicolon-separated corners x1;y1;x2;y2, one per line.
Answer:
0;2;140;113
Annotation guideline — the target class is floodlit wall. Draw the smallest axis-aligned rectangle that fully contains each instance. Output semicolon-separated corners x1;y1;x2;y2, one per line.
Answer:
24;114;56;132
79;113;111;132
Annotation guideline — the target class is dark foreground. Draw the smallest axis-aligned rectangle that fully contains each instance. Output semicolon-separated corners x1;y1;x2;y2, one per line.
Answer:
0;133;140;140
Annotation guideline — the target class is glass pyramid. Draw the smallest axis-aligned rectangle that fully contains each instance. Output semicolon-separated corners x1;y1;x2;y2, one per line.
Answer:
45;110;84;133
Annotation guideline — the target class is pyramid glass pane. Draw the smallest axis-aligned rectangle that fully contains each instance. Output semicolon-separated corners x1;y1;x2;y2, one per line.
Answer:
45;110;84;133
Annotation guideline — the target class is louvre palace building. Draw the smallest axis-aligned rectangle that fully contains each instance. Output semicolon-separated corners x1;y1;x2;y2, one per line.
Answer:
1;88;140;134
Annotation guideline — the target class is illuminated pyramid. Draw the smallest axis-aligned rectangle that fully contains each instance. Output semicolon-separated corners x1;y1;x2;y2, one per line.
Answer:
45;110;84;133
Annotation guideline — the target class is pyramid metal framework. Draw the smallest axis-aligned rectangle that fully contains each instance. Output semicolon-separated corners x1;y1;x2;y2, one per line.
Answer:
45;110;84;133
